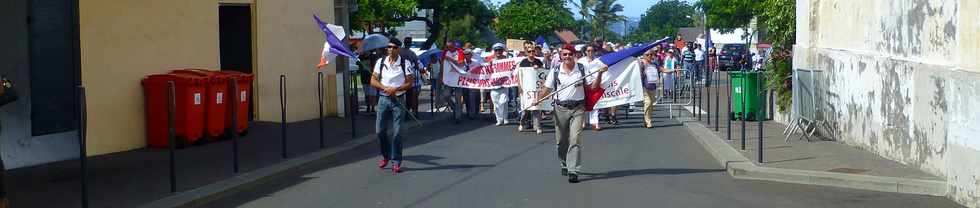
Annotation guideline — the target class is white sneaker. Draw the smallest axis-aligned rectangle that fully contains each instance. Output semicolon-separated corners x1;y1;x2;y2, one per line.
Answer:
536;129;543;134
502;120;510;125
518;125;525;132
495;121;502;126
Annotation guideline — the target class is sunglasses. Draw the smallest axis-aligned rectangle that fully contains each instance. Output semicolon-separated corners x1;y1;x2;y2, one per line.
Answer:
560;52;573;56
387;45;399;49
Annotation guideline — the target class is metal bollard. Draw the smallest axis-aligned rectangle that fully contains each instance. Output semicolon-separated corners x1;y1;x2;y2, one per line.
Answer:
166;81;177;193
691;76;704;121
231;78;240;173
741;72;747;150
758;74;765;163
78;86;90;208
347;70;356;138
769;89;775;120
726;72;732;140
318;72;325;148
706;71;711;125
715;70;720;131
280;75;288;159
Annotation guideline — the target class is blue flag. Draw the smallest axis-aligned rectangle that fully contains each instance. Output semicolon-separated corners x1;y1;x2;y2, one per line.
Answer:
597;37;671;66
313;14;354;58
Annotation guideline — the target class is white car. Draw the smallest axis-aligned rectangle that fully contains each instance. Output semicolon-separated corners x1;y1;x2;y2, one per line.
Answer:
409;38;427;56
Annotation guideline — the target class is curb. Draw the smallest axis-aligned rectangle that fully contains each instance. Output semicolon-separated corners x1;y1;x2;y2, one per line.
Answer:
678;116;949;197
139;115;451;208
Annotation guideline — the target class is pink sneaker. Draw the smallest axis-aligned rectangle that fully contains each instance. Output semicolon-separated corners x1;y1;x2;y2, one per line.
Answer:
392;163;402;174
378;158;389;169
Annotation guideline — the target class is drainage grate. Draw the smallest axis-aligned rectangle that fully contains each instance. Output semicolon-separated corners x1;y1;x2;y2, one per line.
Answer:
828;167;869;174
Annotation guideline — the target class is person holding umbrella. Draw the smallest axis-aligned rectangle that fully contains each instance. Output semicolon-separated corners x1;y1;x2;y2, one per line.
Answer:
371;39;416;174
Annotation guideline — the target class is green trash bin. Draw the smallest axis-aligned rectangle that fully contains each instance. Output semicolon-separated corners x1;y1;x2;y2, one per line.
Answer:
730;71;767;121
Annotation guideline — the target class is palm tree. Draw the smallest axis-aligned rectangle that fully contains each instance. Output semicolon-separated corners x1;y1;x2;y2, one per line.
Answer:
568;0;597;38
590;0;626;39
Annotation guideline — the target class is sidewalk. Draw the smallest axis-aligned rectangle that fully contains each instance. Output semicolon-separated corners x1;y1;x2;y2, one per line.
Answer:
6;88;450;208
680;71;946;195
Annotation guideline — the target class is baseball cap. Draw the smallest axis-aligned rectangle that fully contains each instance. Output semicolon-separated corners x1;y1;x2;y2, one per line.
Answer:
492;43;505;50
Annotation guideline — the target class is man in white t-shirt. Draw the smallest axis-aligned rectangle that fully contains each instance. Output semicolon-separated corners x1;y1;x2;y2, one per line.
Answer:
535;45;606;183
694;44;705;83
371;38;415;175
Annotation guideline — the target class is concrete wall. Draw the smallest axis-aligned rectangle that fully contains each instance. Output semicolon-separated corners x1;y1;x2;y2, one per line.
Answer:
254;0;338;122
795;0;980;206
80;0;221;156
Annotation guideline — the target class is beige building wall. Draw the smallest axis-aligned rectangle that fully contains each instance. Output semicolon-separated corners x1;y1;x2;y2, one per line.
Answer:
78;0;341;156
796;0;980;206
79;0;220;156
254;0;338;122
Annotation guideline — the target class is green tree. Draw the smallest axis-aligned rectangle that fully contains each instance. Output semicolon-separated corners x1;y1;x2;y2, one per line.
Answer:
494;1;576;40
591;0;627;39
440;15;491;48
698;0;797;112
627;0;695;43
568;0;597;39
351;0;419;36
696;0;758;33
759;0;795;113
408;0;495;49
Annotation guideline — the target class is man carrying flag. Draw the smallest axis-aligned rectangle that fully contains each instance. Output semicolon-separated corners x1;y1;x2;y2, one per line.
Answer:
534;45;606;183
372;39;415;174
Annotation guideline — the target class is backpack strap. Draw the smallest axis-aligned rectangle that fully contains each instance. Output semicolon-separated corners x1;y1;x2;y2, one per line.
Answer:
380;57;408;77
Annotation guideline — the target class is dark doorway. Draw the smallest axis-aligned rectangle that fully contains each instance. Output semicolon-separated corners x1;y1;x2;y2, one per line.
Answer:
219;5;254;121
28;0;80;136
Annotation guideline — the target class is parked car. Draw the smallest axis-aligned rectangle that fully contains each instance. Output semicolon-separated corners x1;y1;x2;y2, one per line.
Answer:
718;44;748;71
409;38;427;56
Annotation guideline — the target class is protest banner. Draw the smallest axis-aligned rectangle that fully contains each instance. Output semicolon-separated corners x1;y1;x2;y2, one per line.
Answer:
518;67;553;111
441;57;521;90
592;57;645;109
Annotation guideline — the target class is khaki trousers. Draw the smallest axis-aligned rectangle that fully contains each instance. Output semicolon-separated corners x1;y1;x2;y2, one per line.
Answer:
554;104;584;173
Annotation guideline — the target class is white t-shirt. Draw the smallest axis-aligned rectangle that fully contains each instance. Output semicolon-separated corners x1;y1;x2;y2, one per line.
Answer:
642;61;659;83
543;64;594;101
373;56;415;96
694;49;705;61
577;57;600;69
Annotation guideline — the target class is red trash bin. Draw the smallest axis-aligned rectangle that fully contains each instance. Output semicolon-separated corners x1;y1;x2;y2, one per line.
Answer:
171;69;231;140
218;71;253;134
142;74;206;148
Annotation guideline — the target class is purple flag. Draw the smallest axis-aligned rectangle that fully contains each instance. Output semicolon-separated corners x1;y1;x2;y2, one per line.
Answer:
314;14;354;58
598;37;671;66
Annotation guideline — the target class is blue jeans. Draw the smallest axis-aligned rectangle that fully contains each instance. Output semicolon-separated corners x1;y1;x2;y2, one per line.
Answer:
683;62;695;79
376;95;406;163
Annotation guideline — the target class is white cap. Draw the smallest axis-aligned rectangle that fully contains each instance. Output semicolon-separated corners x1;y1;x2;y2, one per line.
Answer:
472;48;484;54
492;43;505;50
574;44;585;52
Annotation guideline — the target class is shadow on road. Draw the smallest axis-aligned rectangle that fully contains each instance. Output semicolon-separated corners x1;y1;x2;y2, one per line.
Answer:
579;168;724;182
401;154;495;172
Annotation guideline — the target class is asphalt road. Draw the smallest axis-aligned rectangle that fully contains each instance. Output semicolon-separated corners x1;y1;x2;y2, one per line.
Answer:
205;108;962;208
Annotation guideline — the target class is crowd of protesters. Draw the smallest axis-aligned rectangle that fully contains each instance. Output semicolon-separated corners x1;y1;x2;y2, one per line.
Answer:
353;34;724;181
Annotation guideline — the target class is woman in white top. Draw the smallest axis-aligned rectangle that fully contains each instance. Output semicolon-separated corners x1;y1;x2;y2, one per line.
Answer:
577;45;604;131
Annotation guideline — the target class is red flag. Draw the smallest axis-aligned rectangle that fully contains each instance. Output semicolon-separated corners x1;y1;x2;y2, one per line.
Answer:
584;73;603;111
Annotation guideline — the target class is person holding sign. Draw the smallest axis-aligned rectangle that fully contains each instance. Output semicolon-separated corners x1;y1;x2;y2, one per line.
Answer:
577;45;604;131
534;45;606;183
640;48;665;128
517;40;544;134
487;43;512;126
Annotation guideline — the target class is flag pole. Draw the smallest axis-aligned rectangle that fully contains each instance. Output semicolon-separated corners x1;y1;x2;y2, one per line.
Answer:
522;69;603;112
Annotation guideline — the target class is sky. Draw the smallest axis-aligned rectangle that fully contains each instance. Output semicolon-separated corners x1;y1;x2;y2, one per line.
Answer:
488;0;698;19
